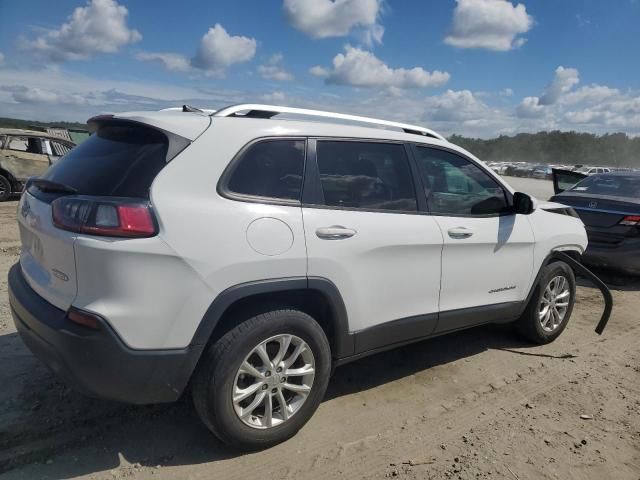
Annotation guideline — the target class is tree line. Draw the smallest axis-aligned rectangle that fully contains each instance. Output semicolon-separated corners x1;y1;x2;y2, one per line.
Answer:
2;117;638;168
449;131;640;167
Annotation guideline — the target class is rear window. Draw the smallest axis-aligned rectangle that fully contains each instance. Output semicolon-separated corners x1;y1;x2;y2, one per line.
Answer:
36;123;174;199
570;175;640;197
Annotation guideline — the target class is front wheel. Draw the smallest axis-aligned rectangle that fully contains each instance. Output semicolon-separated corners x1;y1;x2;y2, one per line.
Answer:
515;261;576;344
191;309;331;450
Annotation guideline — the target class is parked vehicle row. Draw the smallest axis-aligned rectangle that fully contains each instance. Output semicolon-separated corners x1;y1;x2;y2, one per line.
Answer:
487;162;623;180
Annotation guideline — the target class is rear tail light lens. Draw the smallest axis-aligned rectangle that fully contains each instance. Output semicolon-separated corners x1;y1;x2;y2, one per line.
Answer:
619;215;640;226
52;196;157;238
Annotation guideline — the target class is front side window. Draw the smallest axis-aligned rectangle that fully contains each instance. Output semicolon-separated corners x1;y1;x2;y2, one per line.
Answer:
226;139;305;201
316;141;417;212
414;147;508;216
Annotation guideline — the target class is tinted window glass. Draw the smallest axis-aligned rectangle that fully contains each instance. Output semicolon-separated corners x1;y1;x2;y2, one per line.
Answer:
227;139;305;201
38;124;169;198
316;141;417;212
414;147;508;216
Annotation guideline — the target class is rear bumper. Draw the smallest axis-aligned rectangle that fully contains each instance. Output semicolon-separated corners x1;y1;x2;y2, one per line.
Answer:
582;238;640;276
8;263;201;404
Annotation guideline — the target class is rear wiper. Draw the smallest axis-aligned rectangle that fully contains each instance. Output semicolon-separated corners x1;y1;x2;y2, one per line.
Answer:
28;178;77;195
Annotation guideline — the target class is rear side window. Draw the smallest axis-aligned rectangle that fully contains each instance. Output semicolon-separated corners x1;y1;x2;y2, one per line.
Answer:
226;139;305;201
316;141;417;212
38;123;172;199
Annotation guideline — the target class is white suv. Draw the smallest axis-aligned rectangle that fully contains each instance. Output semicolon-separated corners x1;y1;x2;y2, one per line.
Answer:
9;104;605;449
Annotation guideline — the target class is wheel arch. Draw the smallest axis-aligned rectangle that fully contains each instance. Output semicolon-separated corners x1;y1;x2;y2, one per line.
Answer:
0;166;18;190
190;277;354;361
519;247;582;317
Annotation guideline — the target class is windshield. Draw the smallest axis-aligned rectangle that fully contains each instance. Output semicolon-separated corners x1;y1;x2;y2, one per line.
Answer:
570;175;640;197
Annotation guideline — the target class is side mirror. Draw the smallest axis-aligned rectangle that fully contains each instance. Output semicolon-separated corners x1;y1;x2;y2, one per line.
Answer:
513;192;534;215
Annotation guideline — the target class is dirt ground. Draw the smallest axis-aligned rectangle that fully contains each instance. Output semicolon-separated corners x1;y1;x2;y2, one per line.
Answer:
1;185;639;480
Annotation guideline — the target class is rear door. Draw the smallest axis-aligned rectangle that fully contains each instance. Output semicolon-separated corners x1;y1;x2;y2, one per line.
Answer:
411;145;535;328
302;139;443;346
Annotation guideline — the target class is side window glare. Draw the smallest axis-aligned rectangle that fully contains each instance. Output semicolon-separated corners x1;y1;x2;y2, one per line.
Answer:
315;141;418;212
226;139;305;201
414;147;508;216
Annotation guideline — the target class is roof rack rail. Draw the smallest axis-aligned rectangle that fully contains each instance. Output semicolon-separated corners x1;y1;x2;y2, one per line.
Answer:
212;104;446;141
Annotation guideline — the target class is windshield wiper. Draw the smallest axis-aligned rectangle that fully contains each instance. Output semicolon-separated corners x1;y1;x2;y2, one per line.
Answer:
28;178;78;195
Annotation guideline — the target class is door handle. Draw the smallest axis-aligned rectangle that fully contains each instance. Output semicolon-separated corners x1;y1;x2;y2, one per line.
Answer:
316;226;357;240
448;226;474;239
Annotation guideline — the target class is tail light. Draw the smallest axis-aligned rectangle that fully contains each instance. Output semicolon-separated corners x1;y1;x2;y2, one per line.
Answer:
619;215;640;226
52;196;157;238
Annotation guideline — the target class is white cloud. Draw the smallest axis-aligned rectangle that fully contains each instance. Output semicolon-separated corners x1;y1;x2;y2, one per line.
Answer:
309;65;330;77
258;54;294;81
539;66;579;105
2;63;640;139
261;91;287;103
0;52;4;66
516;66;579;117
426;89;491;122
6;85;88;106
192;24;256;75
516;96;545;118
137;24;256;77
500;87;514;97
134;51;191;72
444;0;533;51
23;0;141;61
561;84;619;106
283;0;384;45
320;46;450;89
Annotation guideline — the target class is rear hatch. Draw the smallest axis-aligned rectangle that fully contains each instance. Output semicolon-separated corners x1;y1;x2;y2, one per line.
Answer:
18;118;192;310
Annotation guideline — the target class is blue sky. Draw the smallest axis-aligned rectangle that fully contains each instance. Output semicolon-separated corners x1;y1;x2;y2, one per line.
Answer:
0;0;639;138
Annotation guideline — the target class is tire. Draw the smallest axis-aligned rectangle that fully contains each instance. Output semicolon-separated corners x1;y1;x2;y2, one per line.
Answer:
0;175;11;202
515;261;576;344
191;309;331;450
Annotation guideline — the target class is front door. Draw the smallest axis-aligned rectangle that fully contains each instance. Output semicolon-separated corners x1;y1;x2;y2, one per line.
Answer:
411;145;535;330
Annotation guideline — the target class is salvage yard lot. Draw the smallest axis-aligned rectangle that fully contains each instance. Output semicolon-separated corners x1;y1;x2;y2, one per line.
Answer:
1;178;639;480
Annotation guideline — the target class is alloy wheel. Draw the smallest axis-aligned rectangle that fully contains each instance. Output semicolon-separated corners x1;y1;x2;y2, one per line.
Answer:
232;334;315;429
538;275;571;332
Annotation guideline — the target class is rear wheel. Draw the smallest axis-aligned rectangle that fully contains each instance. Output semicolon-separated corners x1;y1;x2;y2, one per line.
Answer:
515;261;576;344
191;309;331;450
0;175;11;202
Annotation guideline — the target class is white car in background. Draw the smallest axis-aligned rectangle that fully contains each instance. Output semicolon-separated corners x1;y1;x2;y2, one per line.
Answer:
8;104;611;449
575;166;611;175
